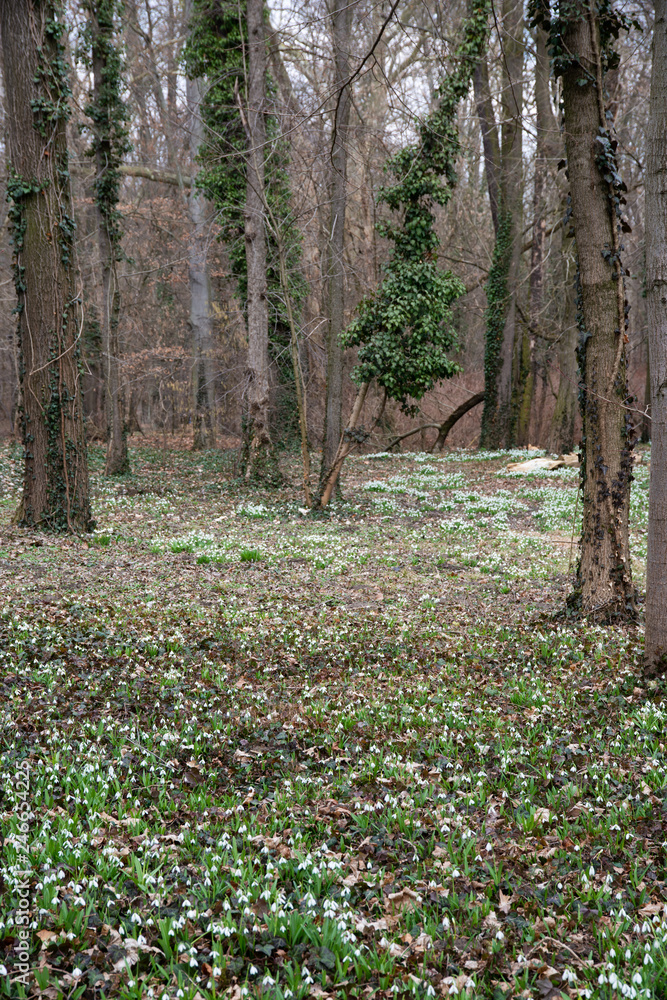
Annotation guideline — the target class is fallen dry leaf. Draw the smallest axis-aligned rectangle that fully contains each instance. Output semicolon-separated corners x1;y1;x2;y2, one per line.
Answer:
498;890;513;915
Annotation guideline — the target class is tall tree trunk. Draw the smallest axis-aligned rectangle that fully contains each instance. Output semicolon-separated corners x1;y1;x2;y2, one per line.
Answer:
641;348;651;443
645;0;667;672
517;28;551;448
561;6;634;616
480;0;524;449
243;0;274;478
90;0;130;475
1;0;93;532
549;247;578;453
185;0;216;451
472;53;500;237
528;25;577;455
320;0;352;482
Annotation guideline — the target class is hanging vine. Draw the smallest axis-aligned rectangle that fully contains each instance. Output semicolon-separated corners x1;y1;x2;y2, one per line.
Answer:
340;0;491;415
316;0;491;507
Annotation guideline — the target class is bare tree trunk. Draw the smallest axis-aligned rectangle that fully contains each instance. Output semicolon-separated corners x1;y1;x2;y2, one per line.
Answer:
641;348;651;444
90;1;129;476
320;0;352;482
472;53;500;236
0;0;93;531
517;29;550;448
185;0;215;451
528;25;577;455
645;0;667;672
549;243;578;454
562;7;634;616
318;382;369;508
480;0;524;448
243;0;274;478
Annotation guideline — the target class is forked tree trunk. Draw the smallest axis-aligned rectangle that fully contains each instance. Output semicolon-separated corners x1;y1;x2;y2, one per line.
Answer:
243;0;274;478
90;1;130;475
320;0;352;483
0;0;93;532
480;0;524;448
185;1;216;451
562;7;634;616
645;0;667;672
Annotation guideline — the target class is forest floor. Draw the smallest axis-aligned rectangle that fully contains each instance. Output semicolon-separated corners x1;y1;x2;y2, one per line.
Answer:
1;439;666;1000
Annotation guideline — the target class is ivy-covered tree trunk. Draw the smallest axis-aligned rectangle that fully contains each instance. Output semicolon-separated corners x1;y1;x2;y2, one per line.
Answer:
243;0;274;479
185;0;216;451
88;0;130;475
480;0;524;449
1;0;93;531
645;0;667;672
561;6;634;616
320;0;352;484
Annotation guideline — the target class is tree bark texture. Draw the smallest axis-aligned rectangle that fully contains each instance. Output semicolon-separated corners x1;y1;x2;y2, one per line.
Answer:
517;28;551;448
472;54;500;237
185;5;216;451
244;0;273;477
321;0;352;482
480;0;523;449
645;0;667;671
90;2;130;475
562;8;634;616
549;227;578;453
0;0;93;531
318;382;369;508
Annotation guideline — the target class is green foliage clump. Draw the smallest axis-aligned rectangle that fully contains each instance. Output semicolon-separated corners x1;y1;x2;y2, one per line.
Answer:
342;0;490;415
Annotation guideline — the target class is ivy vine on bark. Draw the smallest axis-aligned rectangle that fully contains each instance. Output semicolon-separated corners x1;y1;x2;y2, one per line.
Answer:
341;0;491;415
184;0;305;440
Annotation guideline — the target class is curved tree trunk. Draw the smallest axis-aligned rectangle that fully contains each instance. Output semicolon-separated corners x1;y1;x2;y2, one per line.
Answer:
561;7;634;616
431;392;485;451
645;0;667;672
0;0;93;532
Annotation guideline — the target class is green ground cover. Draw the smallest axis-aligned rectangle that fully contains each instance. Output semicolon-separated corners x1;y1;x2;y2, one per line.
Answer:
0;442;665;1000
